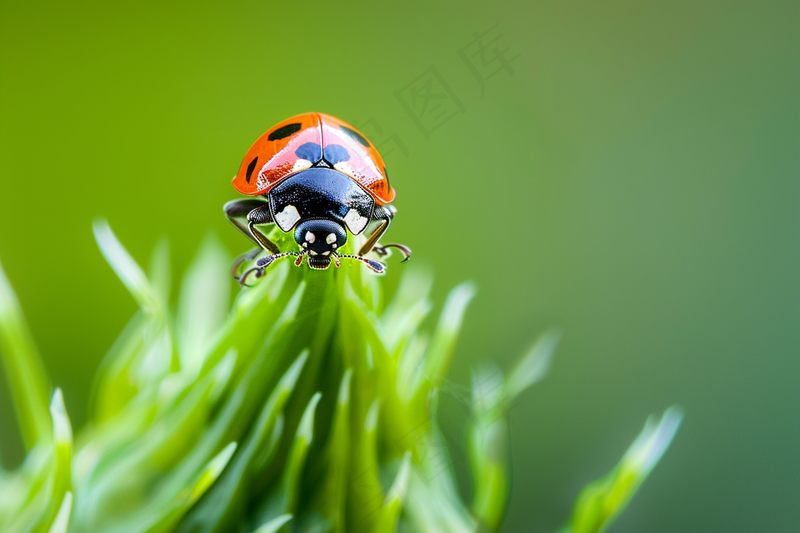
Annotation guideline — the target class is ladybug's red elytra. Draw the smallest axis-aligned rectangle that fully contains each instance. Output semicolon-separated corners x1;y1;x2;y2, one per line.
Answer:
224;112;411;284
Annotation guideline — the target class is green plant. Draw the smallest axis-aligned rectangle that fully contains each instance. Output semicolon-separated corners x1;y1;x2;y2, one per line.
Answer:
0;221;681;533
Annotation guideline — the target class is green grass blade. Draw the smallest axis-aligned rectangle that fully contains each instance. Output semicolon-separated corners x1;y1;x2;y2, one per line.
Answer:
176;235;230;376
50;389;73;500
1;227;681;533
188;442;238;506
148;236;172;308
47;492;72;533
560;407;683;533
174;351;309;532
467;366;508;531
504;330;560;402
0;259;52;449
92;219;164;316
418;282;476;396
346;398;383;533
374;451;411;533
317;369;352;531
252;514;292;533
280;392;321;515
379;268;433;352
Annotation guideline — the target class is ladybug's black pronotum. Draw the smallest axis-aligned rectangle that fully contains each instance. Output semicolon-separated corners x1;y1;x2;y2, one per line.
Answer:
224;112;410;284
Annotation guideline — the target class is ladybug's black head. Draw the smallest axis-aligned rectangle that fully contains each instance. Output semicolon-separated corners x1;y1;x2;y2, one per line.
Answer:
294;219;347;270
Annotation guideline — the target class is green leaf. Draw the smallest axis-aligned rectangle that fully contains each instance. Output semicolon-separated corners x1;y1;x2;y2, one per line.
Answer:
148;236;172;309
49;388;73;498
561;407;683;533
279;392;321;515
374;451;411;533
47;492;72;533
174;351;309;532
93;219;164;316
504;330;561;402
416;282;476;398
317;369;352;531
176;235;230;377
379;267;433;353
0;226;682;533
252;514;292;533
0;259;52;449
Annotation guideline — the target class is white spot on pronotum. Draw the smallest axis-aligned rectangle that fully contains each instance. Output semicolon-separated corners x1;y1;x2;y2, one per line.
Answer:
292;159;313;172
274;205;300;231
305;231;316;243
332;244;337;249
302;242;308;248
326;233;337;244
344;208;368;235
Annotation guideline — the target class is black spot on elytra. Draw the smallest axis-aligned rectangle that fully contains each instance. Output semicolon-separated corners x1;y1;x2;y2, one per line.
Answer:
268;123;302;141
340;125;370;147
245;157;258;183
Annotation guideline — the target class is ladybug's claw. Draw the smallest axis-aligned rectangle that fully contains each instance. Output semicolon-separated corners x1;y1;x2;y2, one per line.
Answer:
373;243;412;263
232;247;264;281
238;266;265;287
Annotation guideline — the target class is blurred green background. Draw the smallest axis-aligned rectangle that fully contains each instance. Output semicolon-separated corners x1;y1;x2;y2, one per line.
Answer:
1;1;798;531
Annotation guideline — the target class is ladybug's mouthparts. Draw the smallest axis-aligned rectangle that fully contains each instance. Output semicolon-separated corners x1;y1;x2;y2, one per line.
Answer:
306;254;332;270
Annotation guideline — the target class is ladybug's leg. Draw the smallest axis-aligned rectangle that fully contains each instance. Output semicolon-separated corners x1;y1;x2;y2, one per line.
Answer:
358;206;412;262
357;205;394;256
223;199;280;254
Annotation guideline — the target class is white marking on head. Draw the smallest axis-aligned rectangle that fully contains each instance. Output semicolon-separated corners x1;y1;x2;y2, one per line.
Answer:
302;242;308;248
305;231;316;243
322;251;330;256
308;250;318;256
344;208;368;235
326;233;337;245
274;205;300;231
331;243;337;249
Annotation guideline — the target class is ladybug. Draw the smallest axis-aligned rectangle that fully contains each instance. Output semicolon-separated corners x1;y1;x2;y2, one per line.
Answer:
224;112;411;283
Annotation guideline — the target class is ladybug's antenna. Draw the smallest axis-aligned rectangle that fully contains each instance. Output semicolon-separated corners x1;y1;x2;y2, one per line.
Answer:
239;250;305;286
332;252;386;274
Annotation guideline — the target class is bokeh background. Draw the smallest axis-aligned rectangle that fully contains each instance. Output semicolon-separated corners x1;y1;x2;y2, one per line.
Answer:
1;1;798;531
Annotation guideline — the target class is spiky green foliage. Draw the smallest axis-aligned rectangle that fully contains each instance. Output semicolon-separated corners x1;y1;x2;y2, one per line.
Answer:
0;221;681;533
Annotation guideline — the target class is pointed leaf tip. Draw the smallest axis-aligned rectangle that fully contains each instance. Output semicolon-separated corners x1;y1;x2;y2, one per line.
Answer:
564;406;683;533
625;406;683;475
505;329;561;402
0;259;52;448
50;388;73;446
92;218;163;314
375;452;412;532
48;492;73;533
421;281;477;391
190;441;238;502
298;392;322;442
254;514;293;533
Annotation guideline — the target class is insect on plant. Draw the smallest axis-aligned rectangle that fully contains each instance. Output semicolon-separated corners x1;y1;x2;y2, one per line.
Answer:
224;112;412;284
